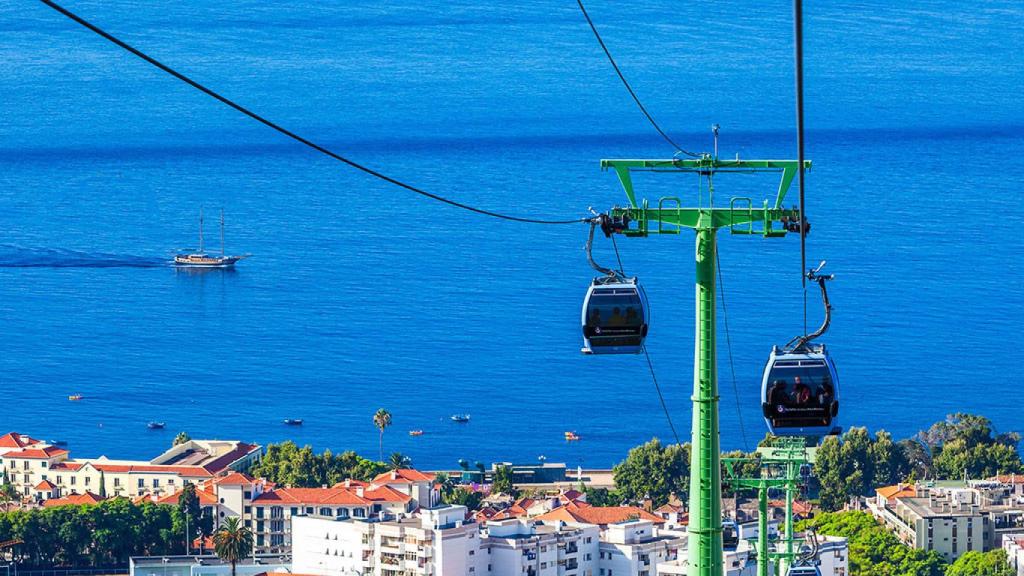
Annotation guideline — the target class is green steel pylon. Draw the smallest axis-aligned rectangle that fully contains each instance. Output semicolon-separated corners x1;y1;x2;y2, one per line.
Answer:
724;437;817;576
601;156;809;576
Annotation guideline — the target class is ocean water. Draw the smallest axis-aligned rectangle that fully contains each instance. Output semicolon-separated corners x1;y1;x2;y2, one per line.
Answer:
1;0;1022;469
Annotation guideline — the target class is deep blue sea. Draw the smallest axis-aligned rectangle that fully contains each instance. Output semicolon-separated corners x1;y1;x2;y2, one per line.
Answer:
1;0;1022;469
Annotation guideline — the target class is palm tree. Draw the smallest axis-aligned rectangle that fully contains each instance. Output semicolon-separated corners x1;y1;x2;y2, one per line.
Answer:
435;471;457;504
373;408;392;461
213;517;253;576
389;452;411;470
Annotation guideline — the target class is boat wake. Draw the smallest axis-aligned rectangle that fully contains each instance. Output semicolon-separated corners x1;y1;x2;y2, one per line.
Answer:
0;245;170;268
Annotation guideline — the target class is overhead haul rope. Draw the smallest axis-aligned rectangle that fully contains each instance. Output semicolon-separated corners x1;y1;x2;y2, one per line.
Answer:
794;0;810;332
39;0;586;226
575;0;700;157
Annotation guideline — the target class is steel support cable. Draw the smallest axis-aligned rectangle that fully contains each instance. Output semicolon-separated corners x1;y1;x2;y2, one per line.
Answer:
575;0;700;158
794;0;809;331
39;0;585;226
715;250;750;452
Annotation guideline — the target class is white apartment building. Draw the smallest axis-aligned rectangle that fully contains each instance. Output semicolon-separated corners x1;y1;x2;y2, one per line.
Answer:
484;518;600;576
598;521;685;576
293;505;482;576
869;482;988;562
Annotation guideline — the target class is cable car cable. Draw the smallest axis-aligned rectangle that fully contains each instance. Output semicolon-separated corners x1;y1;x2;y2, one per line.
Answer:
642;346;683;447
575;0;700;158
793;0;809;332
715;251;750;452
38;0;586;226
593;223;681;445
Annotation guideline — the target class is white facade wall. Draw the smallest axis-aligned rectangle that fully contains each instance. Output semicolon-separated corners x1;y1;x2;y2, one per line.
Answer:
599;522;684;576
293;516;372;576
1003;534;1024;576
815;536;849;576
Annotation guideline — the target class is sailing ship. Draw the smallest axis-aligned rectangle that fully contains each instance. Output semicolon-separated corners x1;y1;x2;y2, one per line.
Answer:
174;209;248;268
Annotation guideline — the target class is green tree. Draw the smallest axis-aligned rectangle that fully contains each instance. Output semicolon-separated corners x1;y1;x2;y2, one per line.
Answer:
173;432;192;446
581;485;619;507
946;550;1014;576
921;414;1023;479
389;452;411;470
492;465;516;496
250;442;386;487
613;438;689;508
444;487;484;510
373;408;392;462
213;517;253;576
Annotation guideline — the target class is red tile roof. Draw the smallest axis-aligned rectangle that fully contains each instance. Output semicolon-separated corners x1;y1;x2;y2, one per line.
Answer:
363;485;412;503
372;469;436;484
5;446;68;460
534;502;664;526
156;486;219;506
43;491;104;507
768;500;813;515
216;472;255;486
34;480;58;491
0;432;41;449
197;443;260;475
253;487;370;506
876;485;916;500
50;462;84;471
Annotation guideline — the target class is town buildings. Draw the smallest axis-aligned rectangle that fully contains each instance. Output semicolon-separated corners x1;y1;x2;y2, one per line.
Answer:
152;468;438;553
0;432;260;500
292;507;683;576
868;479;1024;562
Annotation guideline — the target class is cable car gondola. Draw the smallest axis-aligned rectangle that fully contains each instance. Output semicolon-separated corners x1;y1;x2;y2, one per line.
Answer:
580;214;649;355
761;262;841;437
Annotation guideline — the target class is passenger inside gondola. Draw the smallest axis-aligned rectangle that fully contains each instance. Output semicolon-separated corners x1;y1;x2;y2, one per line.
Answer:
766;371;833;428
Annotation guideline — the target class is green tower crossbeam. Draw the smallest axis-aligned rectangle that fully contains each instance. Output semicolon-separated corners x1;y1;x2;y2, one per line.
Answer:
600;156;810;576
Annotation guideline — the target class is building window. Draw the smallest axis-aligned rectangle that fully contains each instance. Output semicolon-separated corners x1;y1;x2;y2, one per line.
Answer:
244;491;252;499
23;461;29;470
84;477;90;486
271;520;284;532
306;507;314;514
257;521;265;532
152;479;160;488
244;506;252;514
168;479;175;485
256;507;264;519
138;479;144;488
337;508;349;518
320;507;333;516
71;477;77;485
470;550;475;556
271;506;284;519
114;478;120;487
291;507;299;516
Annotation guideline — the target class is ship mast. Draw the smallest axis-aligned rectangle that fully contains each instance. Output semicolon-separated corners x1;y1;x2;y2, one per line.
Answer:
199;208;204;253
220;209;225;257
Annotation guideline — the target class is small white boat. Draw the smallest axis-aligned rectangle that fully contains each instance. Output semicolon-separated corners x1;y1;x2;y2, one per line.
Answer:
450;414;471;423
